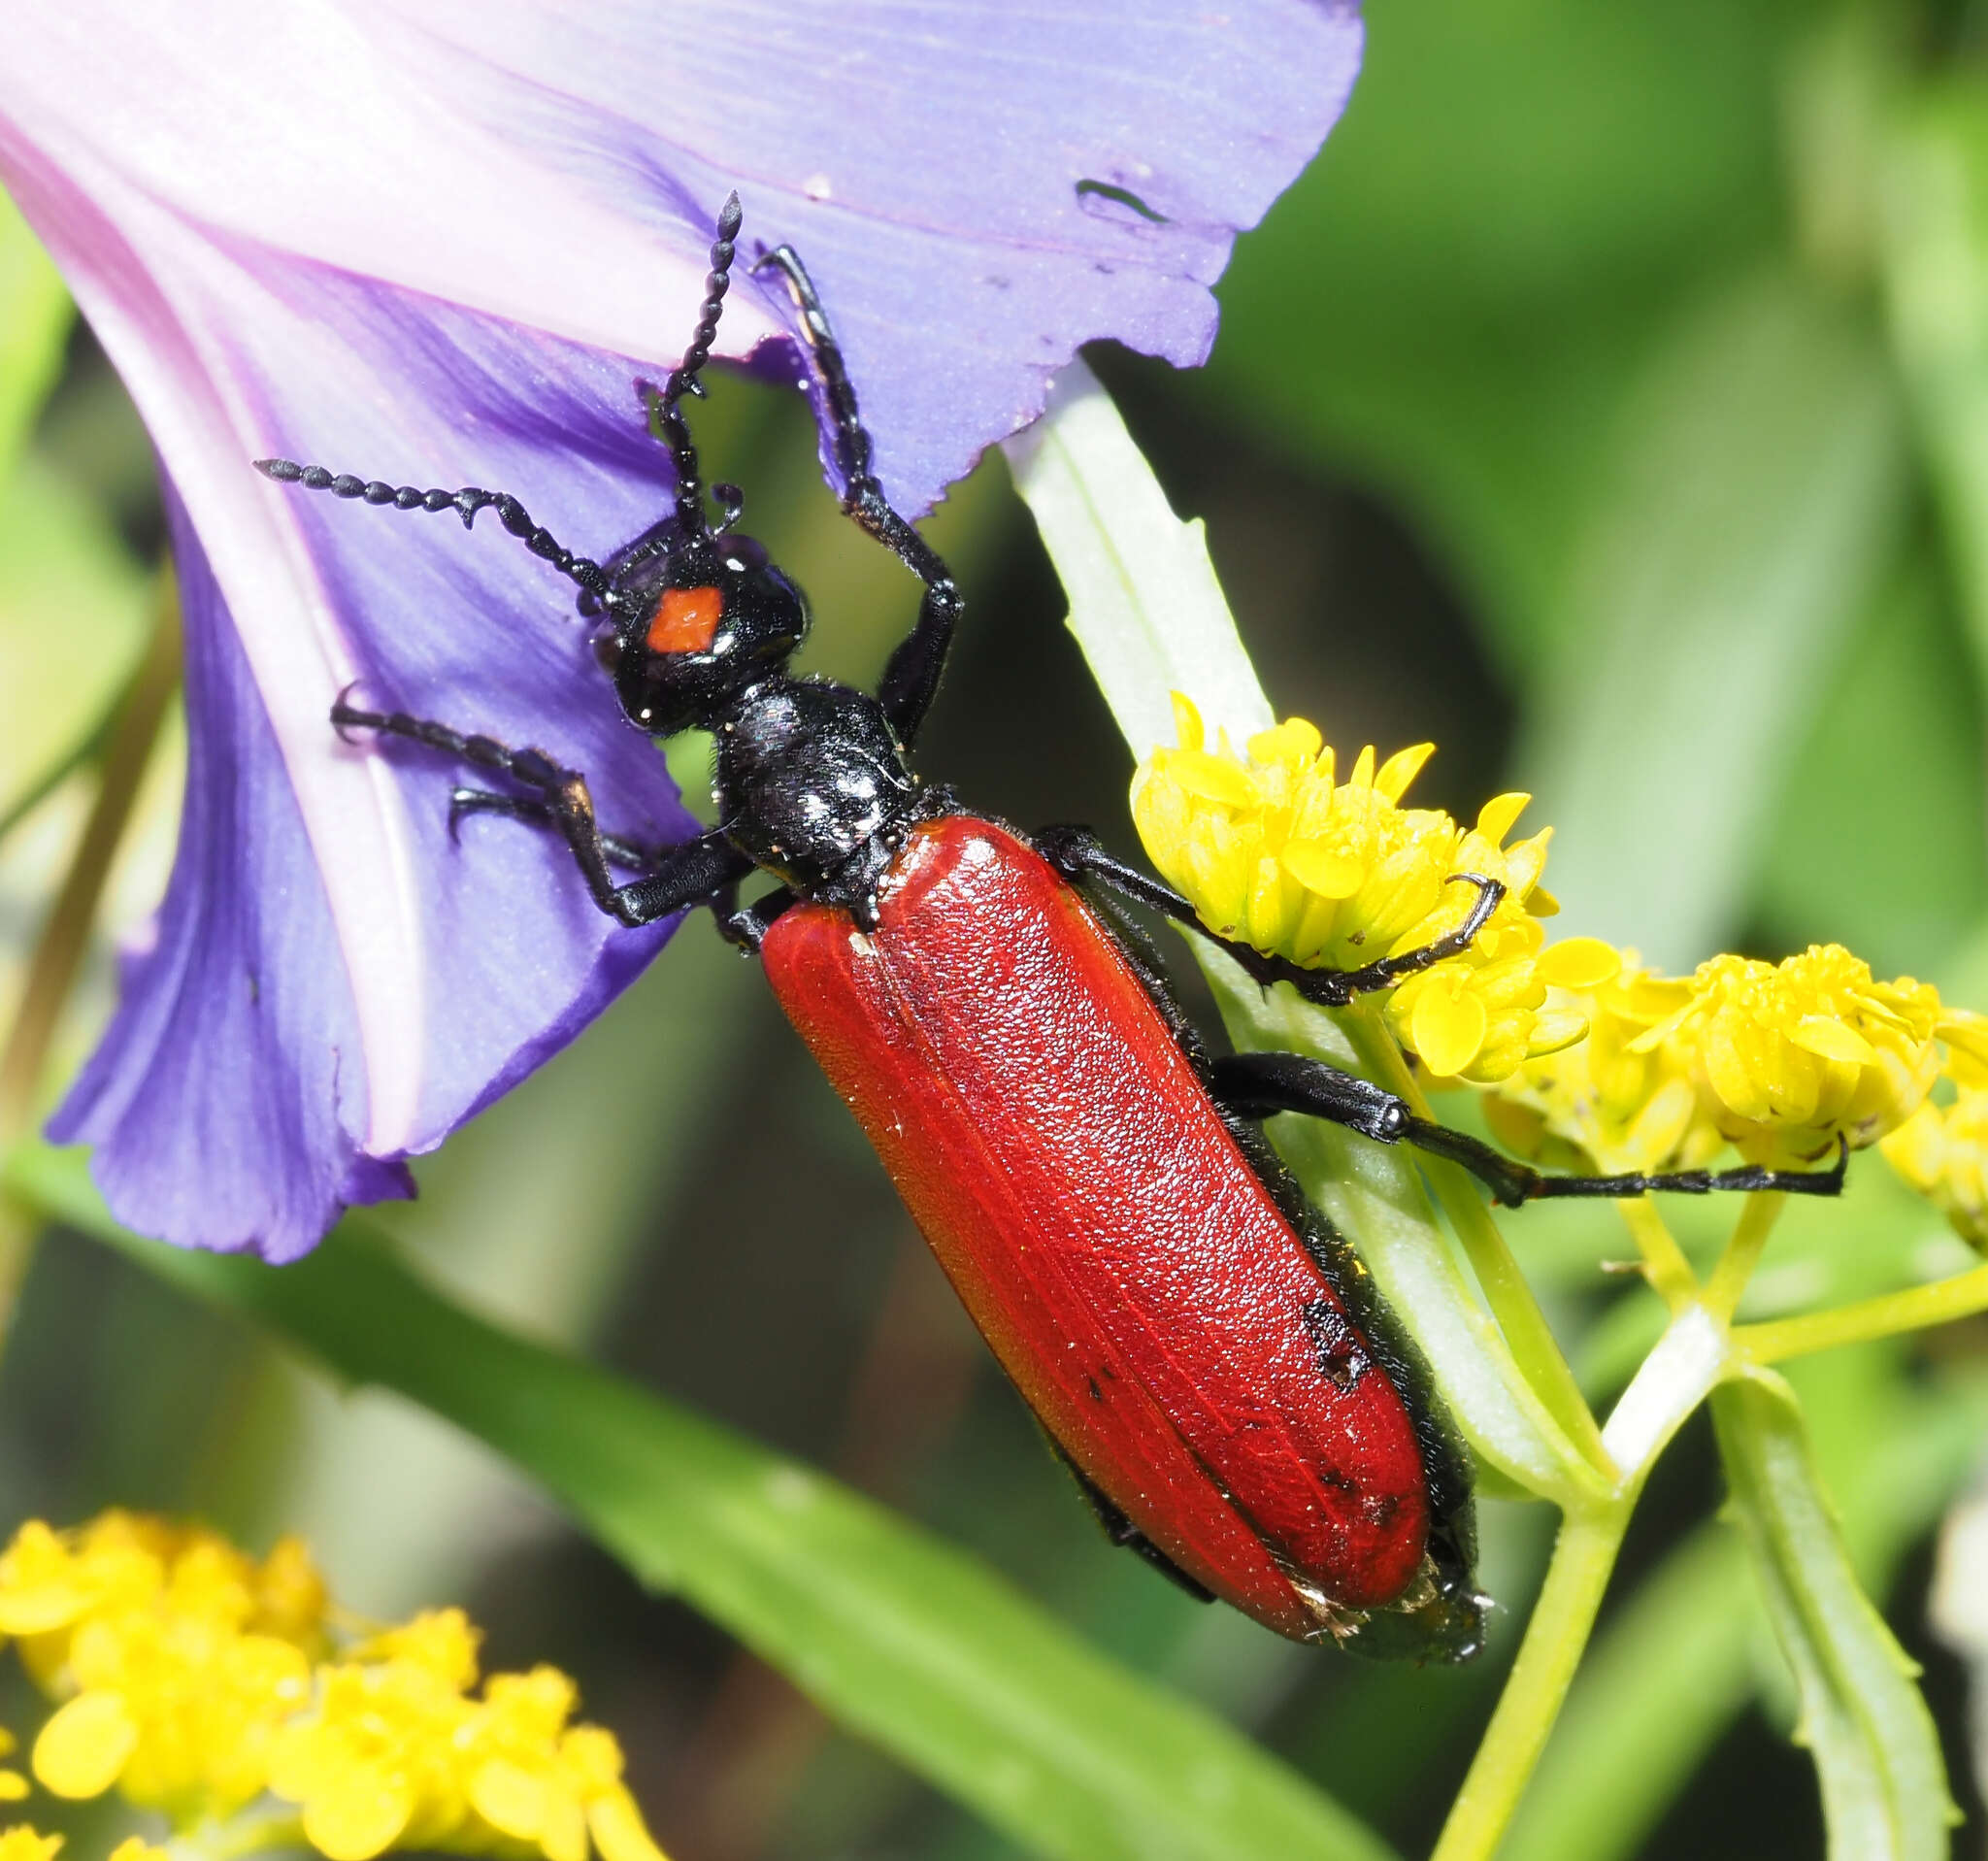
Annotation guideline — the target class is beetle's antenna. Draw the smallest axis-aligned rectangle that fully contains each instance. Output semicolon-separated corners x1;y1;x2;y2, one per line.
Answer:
252;459;614;608
648;192;744;537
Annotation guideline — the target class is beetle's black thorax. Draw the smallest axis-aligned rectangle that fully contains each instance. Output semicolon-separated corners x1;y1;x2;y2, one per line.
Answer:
715;675;928;919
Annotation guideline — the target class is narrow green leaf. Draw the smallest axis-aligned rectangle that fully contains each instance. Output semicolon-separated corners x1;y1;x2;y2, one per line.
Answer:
1879;79;1988;698
0;187;71;490
1710;1370;1955;1861
1520;269;1907;968
1751;551;1986;979
10;1142;1395;1861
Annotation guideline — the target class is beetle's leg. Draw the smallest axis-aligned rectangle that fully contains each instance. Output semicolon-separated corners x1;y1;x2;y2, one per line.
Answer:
1209;1051;1850;1206
751;243;964;748
332;696;752;929
447;788;657;873
714;882;796;954
1036;825;1504;1009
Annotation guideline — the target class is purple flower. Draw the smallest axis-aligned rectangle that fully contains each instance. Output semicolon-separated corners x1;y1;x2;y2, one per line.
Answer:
0;0;1363;1261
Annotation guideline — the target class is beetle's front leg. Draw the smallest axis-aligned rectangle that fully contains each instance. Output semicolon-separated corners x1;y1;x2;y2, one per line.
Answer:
1035;825;1504;1007
333;697;753;929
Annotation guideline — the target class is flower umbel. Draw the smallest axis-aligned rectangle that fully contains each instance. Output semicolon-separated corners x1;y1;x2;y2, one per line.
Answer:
0;1513;667;1861
1486;943;1988;1178
1130;696;1601;1080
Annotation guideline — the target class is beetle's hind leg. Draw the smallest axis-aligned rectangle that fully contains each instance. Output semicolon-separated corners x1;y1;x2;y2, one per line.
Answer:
331;696;753;931
1208;1050;1850;1205
1034;826;1503;1009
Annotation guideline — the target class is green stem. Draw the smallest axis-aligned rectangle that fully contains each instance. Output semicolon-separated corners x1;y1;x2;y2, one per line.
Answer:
1343;1007;1614;1479
1701;1191;1786;1321
1737;1257;1988;1362
1613;1198;1699;1311
1431;1503;1633;1861
0;572;180;1336
0;574;180;1139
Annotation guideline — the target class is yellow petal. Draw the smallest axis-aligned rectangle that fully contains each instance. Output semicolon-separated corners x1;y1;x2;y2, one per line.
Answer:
541;1791;589;1861
1879;1102;1945;1191
1375;743;1435;803
588;1788;668;1861
1163;749;1259;810
1411;984;1489;1079
0;1585;91;1637
1528;885;1561;918
1525;1010;1590;1058
300;1765;414;1861
1788;1016;1877;1067
472;1760;548;1842
0;1772;28;1802
1247;717;1321;766
1280;840;1365;901
1474;792;1530;845
1168;690;1204;753
33;1693;137;1801
1535;938;1623;992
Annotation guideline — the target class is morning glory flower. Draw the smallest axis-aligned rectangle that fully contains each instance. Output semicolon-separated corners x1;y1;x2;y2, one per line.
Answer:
0;0;1363;1260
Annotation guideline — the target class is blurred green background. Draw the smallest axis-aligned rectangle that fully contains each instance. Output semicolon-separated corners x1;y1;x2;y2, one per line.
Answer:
7;1;1988;1856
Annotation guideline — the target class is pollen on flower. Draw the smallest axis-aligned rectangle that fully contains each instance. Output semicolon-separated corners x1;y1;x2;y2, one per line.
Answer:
0;1515;671;1861
1130;694;1587;1080
1485;943;1988;1180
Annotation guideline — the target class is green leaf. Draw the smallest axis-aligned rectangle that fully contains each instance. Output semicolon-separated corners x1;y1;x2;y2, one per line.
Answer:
9;1141;1395;1861
1879;77;1988;697
1204;0;1798;652
1751;550;1986;979
0;187;71;491
1709;1370;1955;1861
1517;269;1908;968
1002;359;1272;755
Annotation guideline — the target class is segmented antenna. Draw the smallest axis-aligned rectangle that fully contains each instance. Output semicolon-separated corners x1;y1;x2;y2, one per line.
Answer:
647;192;744;536
253;459;614;608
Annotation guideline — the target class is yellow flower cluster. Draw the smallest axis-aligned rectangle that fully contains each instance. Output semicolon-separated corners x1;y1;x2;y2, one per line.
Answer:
0;1830;163;1861
1129;696;1599;1081
1880;1040;1988;1249
1486;944;1988;1177
0;1513;668;1861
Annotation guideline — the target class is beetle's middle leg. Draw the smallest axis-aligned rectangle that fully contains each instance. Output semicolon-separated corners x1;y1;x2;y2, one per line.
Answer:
1208;1050;1849;1206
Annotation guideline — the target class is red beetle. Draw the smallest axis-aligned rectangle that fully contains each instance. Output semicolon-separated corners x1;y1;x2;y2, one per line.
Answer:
261;198;1842;1658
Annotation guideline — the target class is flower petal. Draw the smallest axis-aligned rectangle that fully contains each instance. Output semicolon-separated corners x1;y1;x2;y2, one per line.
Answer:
5;0;1366;1256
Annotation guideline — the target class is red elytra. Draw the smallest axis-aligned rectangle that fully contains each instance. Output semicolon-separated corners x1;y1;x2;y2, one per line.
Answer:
762;814;1442;1642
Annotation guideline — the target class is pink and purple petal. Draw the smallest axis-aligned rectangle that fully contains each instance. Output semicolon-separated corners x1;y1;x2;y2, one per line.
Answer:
1;0;1363;1258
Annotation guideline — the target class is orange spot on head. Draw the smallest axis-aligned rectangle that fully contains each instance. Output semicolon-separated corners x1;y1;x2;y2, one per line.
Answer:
646;586;723;654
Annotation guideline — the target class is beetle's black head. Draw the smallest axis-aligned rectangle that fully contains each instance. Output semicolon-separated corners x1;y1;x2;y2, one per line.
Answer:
586;520;811;738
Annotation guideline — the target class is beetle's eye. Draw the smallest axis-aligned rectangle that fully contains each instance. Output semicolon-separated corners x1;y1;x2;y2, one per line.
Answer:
592;626;623;676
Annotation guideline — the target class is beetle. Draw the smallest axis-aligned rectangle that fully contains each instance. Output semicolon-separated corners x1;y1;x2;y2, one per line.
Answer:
257;197;1844;1659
